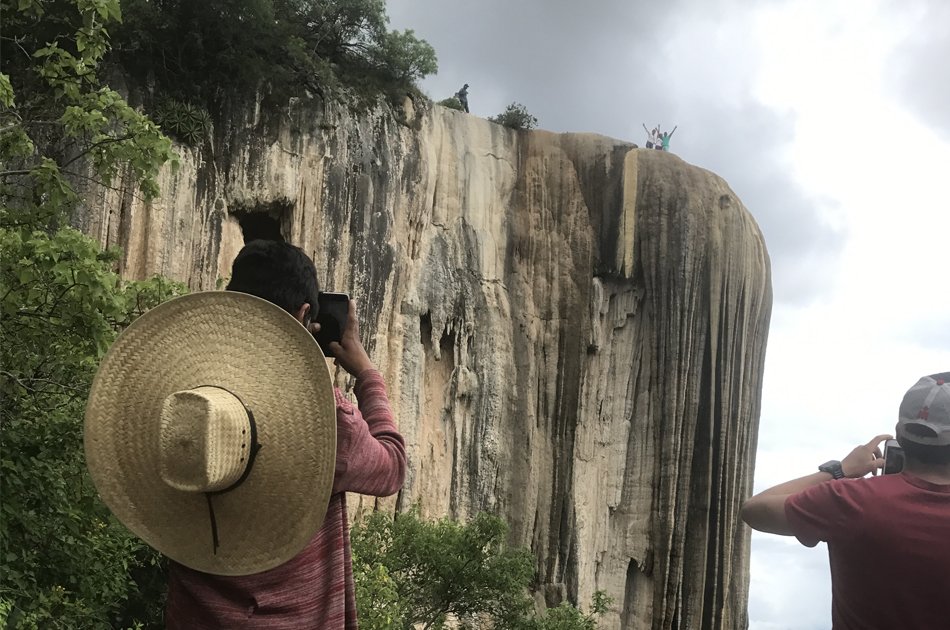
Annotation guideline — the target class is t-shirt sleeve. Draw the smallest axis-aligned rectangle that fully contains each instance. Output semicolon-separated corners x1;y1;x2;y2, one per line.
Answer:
331;369;407;496
785;480;865;548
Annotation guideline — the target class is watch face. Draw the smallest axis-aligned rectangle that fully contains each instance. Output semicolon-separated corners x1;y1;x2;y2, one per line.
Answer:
819;460;843;478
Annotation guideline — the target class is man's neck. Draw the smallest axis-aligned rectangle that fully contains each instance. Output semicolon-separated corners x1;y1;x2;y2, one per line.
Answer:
903;461;950;485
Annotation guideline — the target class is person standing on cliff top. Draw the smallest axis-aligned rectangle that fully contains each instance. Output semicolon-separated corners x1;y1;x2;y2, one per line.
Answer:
641;123;659;148
660;126;677;151
84;239;407;629
455;83;470;113
742;372;950;629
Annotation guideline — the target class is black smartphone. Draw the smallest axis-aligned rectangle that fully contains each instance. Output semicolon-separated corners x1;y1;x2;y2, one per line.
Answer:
312;292;349;358
883;439;904;475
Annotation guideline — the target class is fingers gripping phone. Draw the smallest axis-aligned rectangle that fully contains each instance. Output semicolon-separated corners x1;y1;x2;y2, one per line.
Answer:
311;292;349;358
883;439;905;475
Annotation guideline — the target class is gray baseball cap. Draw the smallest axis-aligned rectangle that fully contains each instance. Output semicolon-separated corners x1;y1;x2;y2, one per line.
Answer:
897;372;950;447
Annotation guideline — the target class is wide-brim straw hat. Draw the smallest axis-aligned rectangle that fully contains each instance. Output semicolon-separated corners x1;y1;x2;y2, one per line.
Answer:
84;291;336;576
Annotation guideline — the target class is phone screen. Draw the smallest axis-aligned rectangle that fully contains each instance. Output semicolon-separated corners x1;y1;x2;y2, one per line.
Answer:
313;292;349;358
883;439;904;475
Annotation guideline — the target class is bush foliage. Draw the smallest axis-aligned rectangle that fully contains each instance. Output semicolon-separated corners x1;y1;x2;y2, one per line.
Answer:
437;97;465;111
112;0;438;110
351;509;610;630
489;102;539;130
1;1;183;626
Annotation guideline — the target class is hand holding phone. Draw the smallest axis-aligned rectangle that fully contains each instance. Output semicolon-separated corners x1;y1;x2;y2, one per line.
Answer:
312;292;350;358
883;439;905;475
329;298;375;377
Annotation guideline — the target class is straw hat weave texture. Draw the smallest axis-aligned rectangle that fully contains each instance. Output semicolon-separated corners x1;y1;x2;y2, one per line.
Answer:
84;291;336;576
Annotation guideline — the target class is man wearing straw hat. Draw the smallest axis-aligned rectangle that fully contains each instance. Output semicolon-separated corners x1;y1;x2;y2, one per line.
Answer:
84;239;407;629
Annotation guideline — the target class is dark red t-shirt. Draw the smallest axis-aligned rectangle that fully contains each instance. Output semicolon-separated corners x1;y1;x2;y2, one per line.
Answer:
785;473;950;629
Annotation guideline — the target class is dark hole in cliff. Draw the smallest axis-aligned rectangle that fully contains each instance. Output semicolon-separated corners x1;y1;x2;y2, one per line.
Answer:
420;312;433;351
440;328;454;364
231;199;292;243
621;559;645;624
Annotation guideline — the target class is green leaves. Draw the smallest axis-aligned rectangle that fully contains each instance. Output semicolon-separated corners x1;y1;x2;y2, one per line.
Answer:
0;224;185;628
351;509;609;630
489;102;540;131
113;0;438;112
0;73;14;107
152;99;213;147
2;0;177;237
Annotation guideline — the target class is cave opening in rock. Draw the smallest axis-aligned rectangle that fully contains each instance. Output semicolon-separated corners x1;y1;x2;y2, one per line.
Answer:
231;199;292;243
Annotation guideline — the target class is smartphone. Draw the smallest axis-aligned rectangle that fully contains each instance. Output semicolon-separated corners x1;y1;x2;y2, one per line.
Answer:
312;292;349;358
883;439;904;475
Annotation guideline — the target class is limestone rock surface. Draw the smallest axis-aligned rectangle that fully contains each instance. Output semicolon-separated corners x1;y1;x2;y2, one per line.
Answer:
74;97;771;629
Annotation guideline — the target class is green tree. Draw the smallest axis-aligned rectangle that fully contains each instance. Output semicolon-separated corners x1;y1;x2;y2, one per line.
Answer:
352;510;534;629
488;102;539;130
1;0;176;229
1;0;182;626
0;230;185;628
112;0;438;109
351;509;610;630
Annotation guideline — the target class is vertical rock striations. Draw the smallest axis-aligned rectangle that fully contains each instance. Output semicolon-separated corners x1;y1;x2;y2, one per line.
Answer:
74;97;771;629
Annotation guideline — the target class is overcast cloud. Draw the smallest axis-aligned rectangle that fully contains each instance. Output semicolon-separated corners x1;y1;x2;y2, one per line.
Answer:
387;1;950;627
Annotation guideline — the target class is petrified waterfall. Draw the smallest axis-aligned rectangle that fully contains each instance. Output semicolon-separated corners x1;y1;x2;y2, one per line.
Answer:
74;96;771;629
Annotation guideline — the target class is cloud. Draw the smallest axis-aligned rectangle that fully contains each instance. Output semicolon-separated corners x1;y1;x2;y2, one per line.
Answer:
748;534;831;630
887;0;950;140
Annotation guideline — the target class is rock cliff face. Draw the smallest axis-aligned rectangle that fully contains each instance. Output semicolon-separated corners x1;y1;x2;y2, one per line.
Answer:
74;96;771;629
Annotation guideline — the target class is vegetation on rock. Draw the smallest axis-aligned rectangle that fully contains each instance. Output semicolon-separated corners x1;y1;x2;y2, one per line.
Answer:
489;102;539;130
437;96;465;111
352;509;610;630
112;0;438;112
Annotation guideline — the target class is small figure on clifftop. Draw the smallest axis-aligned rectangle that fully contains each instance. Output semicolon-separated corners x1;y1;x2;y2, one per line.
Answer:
455;84;470;113
660;126;677;151
642;123;659;149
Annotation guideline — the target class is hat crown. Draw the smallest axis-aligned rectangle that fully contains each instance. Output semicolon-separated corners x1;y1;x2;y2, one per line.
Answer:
897;372;950;447
159;386;252;492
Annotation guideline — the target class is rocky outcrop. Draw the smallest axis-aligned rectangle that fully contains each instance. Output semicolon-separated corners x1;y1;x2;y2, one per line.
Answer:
74;96;771;629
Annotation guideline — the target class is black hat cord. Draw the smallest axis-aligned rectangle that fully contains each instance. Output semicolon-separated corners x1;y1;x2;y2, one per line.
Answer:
198;386;263;555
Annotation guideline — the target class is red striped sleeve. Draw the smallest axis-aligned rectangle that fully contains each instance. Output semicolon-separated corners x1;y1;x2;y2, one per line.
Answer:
332;369;406;496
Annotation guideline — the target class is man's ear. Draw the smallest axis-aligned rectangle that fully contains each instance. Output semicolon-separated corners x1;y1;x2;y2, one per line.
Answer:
293;303;311;325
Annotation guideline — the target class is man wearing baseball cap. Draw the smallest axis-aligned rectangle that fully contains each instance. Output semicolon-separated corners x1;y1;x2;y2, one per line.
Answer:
741;372;950;629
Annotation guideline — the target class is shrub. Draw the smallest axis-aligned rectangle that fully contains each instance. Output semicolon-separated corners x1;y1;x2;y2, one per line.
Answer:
438;97;465;111
351;509;610;630
152;100;213;147
489;102;539;130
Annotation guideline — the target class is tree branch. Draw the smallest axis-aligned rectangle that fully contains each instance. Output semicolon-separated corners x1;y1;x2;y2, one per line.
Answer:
60;134;134;170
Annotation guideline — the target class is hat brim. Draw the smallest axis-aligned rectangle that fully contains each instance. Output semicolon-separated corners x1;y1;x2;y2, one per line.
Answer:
85;291;336;575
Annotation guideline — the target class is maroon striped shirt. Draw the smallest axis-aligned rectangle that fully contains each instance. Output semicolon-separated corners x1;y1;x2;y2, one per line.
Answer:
165;369;406;629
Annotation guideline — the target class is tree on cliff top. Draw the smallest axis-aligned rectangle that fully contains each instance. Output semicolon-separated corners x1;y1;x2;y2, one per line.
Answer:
111;0;438;109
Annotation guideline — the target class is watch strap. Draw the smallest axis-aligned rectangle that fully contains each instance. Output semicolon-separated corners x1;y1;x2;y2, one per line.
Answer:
818;460;845;480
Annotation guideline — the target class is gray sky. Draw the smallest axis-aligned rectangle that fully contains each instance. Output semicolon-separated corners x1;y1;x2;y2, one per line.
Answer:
387;1;950;627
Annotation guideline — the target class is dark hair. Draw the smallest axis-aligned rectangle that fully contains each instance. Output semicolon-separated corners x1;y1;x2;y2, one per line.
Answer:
901;440;950;466
225;240;320;316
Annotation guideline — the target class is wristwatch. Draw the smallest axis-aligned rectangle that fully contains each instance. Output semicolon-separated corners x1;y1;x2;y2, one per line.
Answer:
818;460;846;480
